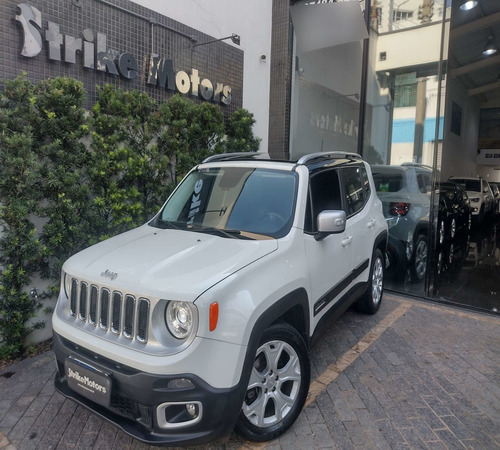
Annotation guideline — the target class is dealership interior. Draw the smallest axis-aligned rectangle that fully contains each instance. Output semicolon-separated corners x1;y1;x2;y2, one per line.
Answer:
369;0;500;314
290;0;500;315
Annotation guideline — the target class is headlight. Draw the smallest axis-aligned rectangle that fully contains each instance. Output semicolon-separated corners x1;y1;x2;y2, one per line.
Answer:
165;301;195;339
63;271;71;298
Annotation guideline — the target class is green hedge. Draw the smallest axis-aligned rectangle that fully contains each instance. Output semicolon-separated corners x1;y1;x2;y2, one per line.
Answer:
0;75;260;359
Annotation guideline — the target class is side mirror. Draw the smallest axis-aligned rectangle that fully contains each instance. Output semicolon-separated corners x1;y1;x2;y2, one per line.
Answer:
315;210;346;241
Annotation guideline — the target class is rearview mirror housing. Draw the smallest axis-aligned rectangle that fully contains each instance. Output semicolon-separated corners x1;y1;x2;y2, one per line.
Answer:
316;210;346;241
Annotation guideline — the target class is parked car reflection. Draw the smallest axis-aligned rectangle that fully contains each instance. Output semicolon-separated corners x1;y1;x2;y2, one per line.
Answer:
449;176;494;224
437;181;471;246
433;232;470;297
433;218;499;313
489;182;500;216
371;163;432;283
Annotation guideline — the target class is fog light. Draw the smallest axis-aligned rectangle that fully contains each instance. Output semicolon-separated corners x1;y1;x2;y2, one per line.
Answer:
186;403;197;417
157;401;203;429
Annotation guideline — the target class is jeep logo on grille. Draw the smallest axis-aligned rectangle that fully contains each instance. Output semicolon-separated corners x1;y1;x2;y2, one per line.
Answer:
101;270;118;281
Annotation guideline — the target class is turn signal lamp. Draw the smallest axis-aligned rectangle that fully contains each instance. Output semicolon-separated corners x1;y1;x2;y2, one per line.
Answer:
209;302;219;331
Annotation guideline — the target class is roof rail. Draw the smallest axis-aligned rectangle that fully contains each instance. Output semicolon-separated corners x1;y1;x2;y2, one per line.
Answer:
202;152;269;163
400;162;433;170
296;151;362;166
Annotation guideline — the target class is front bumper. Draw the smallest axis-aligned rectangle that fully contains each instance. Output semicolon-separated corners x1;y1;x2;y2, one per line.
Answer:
53;332;244;445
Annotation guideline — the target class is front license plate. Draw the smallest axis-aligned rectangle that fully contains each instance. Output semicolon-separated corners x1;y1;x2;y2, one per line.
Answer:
65;358;111;407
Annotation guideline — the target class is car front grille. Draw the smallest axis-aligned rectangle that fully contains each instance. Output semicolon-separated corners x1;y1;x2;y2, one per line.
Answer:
69;278;149;343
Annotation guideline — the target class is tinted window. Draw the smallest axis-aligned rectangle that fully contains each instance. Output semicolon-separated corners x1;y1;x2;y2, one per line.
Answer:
157;167;297;238
373;172;403;192
305;169;342;233
452;179;481;192
416;172;432;194
342;166;368;216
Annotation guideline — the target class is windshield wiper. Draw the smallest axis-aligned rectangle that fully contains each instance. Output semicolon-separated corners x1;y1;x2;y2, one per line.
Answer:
195;227;253;240
153;218;185;230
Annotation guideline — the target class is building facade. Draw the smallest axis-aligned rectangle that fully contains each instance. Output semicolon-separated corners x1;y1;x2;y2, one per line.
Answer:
1;0;499;339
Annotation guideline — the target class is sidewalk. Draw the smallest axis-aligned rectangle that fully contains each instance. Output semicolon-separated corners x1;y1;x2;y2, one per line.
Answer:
0;293;499;449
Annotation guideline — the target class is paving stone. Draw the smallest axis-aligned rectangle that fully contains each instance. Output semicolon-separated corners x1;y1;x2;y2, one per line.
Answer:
414;407;446;431
398;426;428;449
376;418;406;447
435;428;467;449
408;416;439;443
310;422;335;449
1;295;499;450
342;420;367;446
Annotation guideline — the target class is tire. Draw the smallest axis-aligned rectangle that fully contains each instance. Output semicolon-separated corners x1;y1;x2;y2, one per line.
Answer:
356;248;384;314
450;218;456;239
236;323;310;442
412;235;428;281
439;220;445;245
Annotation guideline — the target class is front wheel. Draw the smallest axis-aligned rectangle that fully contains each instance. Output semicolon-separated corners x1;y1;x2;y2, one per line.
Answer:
236;323;310;442
356;248;384;314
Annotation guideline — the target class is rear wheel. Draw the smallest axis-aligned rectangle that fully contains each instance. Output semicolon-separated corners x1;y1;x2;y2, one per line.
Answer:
356;248;384;314
236;323;310;442
412;235;428;281
450;218;456;239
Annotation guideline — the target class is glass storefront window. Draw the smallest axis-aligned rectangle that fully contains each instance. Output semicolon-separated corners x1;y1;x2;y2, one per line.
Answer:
363;0;449;296
288;0;499;314
289;1;366;161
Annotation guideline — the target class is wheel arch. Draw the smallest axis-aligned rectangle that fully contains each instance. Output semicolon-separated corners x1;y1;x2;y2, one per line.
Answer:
235;287;310;390
373;230;388;256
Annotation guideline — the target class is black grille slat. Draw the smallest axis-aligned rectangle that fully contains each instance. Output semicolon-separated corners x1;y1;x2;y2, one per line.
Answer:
70;278;78;316
112;292;122;334
137;299;149;343
89;285;98;325
79;282;88;320
100;289;110;329
123;295;135;338
67;278;148;343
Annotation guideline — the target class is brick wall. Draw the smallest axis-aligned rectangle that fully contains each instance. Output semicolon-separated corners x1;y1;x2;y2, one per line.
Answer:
268;0;293;159
1;0;243;116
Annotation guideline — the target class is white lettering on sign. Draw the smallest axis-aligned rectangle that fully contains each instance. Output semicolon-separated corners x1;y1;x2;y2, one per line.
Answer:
67;367;107;394
187;179;204;226
310;112;358;139
15;3;232;105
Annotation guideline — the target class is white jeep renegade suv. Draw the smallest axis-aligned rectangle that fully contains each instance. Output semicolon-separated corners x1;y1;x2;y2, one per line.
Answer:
52;152;388;445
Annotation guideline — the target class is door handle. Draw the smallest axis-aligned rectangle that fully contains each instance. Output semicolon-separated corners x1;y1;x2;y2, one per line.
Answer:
367;219;376;228
341;236;353;247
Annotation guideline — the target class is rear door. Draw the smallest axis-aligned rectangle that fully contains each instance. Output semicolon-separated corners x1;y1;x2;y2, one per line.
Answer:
339;164;374;284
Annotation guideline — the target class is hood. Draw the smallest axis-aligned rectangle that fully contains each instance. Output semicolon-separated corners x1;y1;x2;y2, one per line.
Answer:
63;225;278;301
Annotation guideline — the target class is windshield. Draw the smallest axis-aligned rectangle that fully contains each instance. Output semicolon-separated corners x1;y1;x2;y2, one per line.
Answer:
153;167;298;239
452;179;480;192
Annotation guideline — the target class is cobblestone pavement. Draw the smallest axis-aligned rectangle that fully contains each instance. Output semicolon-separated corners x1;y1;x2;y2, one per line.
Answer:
0;293;499;450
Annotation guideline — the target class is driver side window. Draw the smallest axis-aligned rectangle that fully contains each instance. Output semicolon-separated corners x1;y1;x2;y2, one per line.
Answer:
305;169;342;233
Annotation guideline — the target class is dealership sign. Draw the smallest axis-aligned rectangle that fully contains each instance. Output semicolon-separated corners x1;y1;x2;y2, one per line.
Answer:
477;149;500;166
14;3;232;105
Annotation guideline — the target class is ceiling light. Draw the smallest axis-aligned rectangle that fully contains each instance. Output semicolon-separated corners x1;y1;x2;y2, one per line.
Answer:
483;36;497;56
459;0;478;11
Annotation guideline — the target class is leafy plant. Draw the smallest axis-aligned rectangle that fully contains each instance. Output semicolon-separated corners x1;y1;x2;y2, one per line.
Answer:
33;78;91;285
158;95;225;187
0;76;44;358
0;77;262;360
225;108;261;153
88;85;163;241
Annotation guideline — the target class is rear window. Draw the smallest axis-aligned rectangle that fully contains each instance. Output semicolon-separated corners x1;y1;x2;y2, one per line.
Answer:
372;172;403;192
